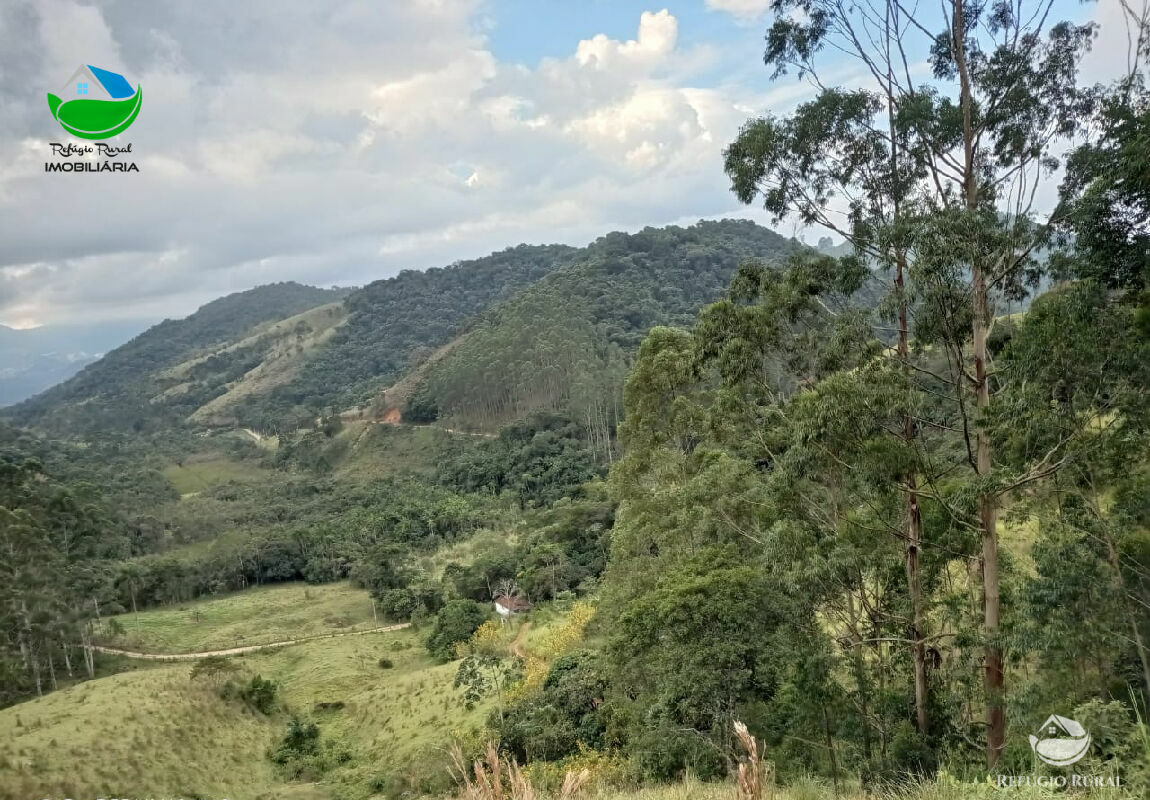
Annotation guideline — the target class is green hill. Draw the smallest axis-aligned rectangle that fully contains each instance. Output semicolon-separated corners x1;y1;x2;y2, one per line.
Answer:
232;243;581;430
7;282;350;435
414;220;801;431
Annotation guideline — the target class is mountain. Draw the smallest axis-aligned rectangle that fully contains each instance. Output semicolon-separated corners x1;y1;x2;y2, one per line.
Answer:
231;243;581;429
224;221;813;433
0;321;152;406
411;220;802;431
6;282;350;435
5;221;815;438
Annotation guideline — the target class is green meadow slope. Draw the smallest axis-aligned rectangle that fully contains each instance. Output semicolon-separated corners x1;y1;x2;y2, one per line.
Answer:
0;612;488;800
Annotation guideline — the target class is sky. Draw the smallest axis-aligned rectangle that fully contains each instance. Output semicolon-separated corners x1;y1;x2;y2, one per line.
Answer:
0;0;1131;329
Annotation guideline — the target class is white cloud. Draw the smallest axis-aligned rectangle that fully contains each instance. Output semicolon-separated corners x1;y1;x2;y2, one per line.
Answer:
575;9;678;68
705;0;773;22
0;1;817;328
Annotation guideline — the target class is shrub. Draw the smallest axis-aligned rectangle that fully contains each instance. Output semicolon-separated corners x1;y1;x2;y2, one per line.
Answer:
189;655;239;683
426;599;488;662
219;674;278;714
269;717;352;780
633;726;725;782
497;650;607;762
241;675;278;714
378;657;394;669
377;588;418;620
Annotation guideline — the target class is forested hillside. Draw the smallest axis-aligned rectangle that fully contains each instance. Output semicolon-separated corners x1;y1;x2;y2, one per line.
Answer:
3;224;816;439
234;243;581;430
9;282;349;435
415;221;814;434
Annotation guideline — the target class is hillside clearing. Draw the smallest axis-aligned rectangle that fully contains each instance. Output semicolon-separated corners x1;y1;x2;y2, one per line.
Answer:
93;581;383;654
0;625;484;800
162;454;265;495
91;623;410;660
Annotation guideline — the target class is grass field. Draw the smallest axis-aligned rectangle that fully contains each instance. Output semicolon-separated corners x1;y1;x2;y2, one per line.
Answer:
1;597;1133;800
336;422;464;480
0;624;487;800
93;581;380;653
162;454;266;495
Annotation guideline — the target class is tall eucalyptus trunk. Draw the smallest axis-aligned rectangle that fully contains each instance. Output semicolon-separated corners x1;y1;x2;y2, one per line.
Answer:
951;0;1004;765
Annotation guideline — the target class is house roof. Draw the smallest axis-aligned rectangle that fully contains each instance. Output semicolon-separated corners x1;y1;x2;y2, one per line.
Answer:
87;65;135;99
494;595;531;612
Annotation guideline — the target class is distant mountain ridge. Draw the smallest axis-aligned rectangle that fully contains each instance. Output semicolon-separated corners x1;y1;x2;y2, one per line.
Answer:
5;221;827;437
0;321;152;407
7;282;350;434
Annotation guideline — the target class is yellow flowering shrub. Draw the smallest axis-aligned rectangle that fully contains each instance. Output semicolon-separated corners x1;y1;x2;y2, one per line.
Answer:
504;602;595;702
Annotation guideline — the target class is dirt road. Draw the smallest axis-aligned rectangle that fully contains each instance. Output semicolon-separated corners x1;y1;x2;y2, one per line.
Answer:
91;622;411;662
510;622;531;658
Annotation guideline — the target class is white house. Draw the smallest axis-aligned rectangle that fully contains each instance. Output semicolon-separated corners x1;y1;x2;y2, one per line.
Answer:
58;65;135;102
494;594;531;618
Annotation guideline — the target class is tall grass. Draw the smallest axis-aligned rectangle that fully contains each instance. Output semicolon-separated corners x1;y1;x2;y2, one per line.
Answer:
450;742;590;800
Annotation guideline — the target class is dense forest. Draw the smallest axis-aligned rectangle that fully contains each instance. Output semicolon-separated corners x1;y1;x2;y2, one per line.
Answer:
1;1;1149;798
417;221;824;435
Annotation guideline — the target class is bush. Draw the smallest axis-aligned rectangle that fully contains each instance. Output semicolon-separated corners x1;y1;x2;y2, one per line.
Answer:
242;675;278;714
496;650;608;763
425;599;488;662
269;717;352;780
378;657;394;669
634;727;725;782
219;674;278;714
190;655;240;683
377;588;418;620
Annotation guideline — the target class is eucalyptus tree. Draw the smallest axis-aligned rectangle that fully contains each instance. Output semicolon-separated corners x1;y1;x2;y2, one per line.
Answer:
724;0;1096;765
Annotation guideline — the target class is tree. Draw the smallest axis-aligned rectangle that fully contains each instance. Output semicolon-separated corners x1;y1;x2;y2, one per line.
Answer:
724;0;1096;765
454;653;523;723
426;599;489;662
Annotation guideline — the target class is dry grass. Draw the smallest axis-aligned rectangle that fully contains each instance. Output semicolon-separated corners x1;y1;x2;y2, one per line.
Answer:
450;742;590;800
734;720;774;800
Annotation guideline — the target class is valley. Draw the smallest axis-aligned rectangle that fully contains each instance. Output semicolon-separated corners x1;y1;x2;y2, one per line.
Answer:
1;2;1149;795
1;209;1147;799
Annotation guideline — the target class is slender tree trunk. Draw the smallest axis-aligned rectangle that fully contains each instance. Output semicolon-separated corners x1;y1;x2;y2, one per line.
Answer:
1132;618;1150;705
1101;517;1150;702
822;704;841;797
879;8;931;734
896;251;929;737
17;629;30;669
847;590;874;765
61;636;73;677
82;627;95;679
19;601;42;696
952;0;1004;766
47;649;57;691
973;211;1005;769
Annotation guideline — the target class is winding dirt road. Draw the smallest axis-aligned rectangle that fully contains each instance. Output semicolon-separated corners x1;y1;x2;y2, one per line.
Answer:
91;622;411;662
509;622;531;658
